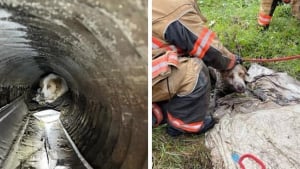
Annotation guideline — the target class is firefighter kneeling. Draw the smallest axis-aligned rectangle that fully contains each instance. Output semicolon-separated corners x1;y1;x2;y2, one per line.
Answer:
152;52;215;136
152;0;242;136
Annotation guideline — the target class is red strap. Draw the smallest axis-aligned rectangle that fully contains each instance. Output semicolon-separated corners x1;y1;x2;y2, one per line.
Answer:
238;153;266;169
243;55;300;63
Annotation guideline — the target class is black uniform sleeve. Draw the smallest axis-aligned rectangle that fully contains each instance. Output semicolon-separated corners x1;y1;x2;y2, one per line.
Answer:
164;21;235;71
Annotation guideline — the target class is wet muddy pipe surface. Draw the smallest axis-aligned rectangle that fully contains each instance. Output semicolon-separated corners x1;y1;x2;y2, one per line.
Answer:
0;0;147;169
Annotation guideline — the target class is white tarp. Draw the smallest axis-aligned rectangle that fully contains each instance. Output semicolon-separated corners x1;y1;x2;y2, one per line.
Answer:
206;64;300;169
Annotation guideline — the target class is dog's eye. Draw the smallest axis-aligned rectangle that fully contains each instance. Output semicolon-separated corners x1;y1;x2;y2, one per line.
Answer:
229;74;233;79
47;84;51;89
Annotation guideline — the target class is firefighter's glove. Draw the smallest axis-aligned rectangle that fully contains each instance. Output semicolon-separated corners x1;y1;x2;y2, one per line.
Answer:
235;54;243;65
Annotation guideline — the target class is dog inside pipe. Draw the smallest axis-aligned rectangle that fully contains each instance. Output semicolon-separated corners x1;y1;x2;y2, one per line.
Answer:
33;74;69;105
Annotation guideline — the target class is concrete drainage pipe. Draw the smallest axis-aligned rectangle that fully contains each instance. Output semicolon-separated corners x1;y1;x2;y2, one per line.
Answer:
0;0;147;169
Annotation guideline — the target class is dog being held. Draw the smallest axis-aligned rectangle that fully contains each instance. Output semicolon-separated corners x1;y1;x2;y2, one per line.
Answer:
33;73;68;104
209;64;248;99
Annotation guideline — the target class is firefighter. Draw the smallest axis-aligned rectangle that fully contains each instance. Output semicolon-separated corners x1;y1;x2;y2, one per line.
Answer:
152;0;242;136
258;0;300;29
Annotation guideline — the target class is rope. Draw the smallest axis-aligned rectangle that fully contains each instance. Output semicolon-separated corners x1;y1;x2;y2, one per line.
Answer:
243;55;300;63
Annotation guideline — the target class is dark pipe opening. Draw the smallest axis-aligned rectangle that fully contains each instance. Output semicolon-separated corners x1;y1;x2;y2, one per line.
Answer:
0;0;147;169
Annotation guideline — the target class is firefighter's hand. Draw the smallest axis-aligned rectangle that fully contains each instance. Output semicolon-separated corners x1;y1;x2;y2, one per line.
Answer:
235;55;243;65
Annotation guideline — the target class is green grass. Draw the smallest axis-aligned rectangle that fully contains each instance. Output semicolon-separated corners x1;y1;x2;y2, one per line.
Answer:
200;0;300;79
153;1;300;169
152;125;212;169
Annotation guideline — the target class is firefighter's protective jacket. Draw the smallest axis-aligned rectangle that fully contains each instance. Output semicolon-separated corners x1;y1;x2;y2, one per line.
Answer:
152;0;236;102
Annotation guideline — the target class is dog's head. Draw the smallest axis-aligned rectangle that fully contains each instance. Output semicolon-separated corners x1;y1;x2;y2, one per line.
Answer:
35;73;67;103
40;75;62;100
221;64;248;93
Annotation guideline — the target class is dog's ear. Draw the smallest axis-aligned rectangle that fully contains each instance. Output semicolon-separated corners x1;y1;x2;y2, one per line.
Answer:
220;70;230;80
241;66;247;73
53;78;62;94
208;67;217;81
243;68;251;82
239;65;250;82
240;66;249;76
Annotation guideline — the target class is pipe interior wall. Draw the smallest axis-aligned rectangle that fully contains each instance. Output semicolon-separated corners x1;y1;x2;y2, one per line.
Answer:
0;0;147;168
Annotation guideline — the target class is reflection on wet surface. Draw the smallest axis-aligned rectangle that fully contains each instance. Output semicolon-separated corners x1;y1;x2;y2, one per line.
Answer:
1;99;87;169
12;117;86;169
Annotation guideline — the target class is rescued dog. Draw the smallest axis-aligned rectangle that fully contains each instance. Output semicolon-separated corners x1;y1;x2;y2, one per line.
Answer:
209;64;248;99
33;73;68;104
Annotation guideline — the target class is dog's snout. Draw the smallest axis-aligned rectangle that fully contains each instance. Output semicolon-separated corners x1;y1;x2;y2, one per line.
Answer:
236;84;246;93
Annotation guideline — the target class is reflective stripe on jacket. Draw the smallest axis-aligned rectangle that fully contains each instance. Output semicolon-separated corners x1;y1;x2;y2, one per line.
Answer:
167;113;204;133
152;0;236;71
258;0;300;27
152;50;179;79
